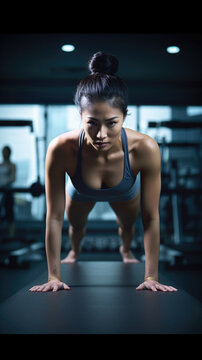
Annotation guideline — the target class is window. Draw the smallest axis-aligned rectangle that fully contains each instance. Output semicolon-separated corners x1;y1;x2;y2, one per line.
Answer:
1;104;201;222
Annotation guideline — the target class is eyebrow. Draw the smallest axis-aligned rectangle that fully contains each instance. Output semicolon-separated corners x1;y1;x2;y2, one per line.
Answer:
87;116;118;121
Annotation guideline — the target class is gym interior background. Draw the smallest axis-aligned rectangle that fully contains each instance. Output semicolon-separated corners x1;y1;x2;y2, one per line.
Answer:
0;33;202;303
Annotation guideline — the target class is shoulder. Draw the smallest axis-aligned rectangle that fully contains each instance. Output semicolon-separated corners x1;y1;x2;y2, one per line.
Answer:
125;127;159;152
47;128;81;160
46;128;82;172
48;128;81;153
124;127;161;170
10;162;16;170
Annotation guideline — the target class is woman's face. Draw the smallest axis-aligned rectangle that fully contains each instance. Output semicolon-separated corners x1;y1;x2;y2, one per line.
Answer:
81;100;126;153
3;147;11;160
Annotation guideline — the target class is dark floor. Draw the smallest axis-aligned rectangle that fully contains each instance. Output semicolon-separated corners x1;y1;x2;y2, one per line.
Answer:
0;250;202;304
1;220;202;304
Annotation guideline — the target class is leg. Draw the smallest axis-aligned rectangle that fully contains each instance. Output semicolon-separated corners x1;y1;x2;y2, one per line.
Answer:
109;191;140;263
61;191;96;263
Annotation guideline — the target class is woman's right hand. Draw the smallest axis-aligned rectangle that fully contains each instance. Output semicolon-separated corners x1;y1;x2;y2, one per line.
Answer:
29;280;70;292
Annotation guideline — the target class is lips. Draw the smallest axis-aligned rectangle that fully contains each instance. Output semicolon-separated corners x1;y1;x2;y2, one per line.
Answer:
95;142;109;145
94;142;109;148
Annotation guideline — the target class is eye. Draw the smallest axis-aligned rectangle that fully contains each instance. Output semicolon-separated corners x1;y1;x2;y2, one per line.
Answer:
108;121;117;127
87;121;97;126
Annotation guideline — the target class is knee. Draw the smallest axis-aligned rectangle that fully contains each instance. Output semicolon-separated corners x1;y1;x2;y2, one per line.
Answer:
118;222;134;234
69;224;86;235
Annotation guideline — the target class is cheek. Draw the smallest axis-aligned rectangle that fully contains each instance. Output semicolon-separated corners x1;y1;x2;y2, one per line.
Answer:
83;125;96;142
82;122;123;140
88;128;119;139
109;124;123;139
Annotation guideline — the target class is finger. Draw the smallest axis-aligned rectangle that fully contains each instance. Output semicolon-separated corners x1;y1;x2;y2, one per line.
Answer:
164;286;177;292
37;284;47;292
63;283;70;290
29;286;37;291
39;284;51;292
32;286;41;292
156;284;168;292
29;285;41;292
136;283;145;290
167;286;178;292
157;284;178;292
42;285;51;292
144;282;154;290
53;284;59;292
151;285;157;292
36;286;45;292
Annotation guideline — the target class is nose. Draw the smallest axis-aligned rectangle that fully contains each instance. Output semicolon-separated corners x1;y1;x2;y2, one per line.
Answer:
96;127;107;140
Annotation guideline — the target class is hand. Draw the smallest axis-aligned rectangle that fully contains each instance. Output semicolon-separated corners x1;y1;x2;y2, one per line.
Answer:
136;279;178;292
29;279;70;292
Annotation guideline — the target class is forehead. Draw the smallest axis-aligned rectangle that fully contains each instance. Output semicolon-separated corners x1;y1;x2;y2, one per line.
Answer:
81;98;122;117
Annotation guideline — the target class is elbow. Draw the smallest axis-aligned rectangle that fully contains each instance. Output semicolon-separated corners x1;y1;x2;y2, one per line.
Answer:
142;213;159;230
46;212;64;223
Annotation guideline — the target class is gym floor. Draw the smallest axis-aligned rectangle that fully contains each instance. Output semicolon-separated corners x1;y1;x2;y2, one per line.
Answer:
0;250;202;305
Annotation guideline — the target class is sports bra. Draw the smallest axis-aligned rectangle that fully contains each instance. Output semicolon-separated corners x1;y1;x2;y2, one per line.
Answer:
66;127;140;202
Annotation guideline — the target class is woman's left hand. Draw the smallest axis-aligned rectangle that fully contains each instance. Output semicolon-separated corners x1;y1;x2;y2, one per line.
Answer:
136;279;178;292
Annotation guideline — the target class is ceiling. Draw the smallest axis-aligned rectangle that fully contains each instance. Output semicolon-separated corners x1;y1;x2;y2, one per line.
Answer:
0;33;202;105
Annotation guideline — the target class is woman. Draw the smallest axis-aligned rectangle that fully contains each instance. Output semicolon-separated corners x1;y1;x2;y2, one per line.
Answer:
30;52;177;293
0;145;16;238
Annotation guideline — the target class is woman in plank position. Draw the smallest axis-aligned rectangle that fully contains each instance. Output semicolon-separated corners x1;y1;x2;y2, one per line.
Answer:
30;52;177;293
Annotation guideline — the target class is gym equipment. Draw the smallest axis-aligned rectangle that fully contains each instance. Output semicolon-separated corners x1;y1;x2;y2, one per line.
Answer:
0;120;33;130
0;239;44;268
0;181;45;267
148;119;202;129
0;262;201;334
0;119;45;267
148;119;202;267
0;182;44;197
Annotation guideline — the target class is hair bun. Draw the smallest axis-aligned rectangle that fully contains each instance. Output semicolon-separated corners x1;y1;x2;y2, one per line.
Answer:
88;51;119;75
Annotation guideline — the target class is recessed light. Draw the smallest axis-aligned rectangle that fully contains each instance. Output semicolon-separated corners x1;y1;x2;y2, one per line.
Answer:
61;44;75;52
166;46;180;54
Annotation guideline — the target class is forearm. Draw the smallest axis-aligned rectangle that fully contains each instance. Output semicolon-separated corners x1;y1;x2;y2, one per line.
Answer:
143;215;160;281
45;216;63;281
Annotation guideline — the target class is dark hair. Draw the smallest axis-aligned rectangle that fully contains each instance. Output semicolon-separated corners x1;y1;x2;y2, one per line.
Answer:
3;145;11;156
74;51;128;116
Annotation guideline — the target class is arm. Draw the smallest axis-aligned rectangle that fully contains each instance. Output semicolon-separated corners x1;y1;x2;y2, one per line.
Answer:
136;139;177;292
29;138;70;292
45;140;65;282
141;139;161;282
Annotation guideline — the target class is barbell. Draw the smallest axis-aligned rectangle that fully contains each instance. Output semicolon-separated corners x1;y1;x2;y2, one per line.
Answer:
0;181;45;197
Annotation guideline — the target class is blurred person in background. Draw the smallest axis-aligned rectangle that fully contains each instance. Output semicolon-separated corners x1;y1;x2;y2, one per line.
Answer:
0;145;16;238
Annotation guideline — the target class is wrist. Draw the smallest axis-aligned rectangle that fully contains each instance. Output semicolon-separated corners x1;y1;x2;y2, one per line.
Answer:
144;275;158;282
48;275;61;282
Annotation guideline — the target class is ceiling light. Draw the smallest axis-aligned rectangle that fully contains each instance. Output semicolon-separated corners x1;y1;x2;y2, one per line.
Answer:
166;46;180;54
61;44;75;52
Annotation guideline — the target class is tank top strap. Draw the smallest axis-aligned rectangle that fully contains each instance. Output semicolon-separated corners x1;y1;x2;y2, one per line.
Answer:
121;127;134;179
78;128;85;157
75;128;85;176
